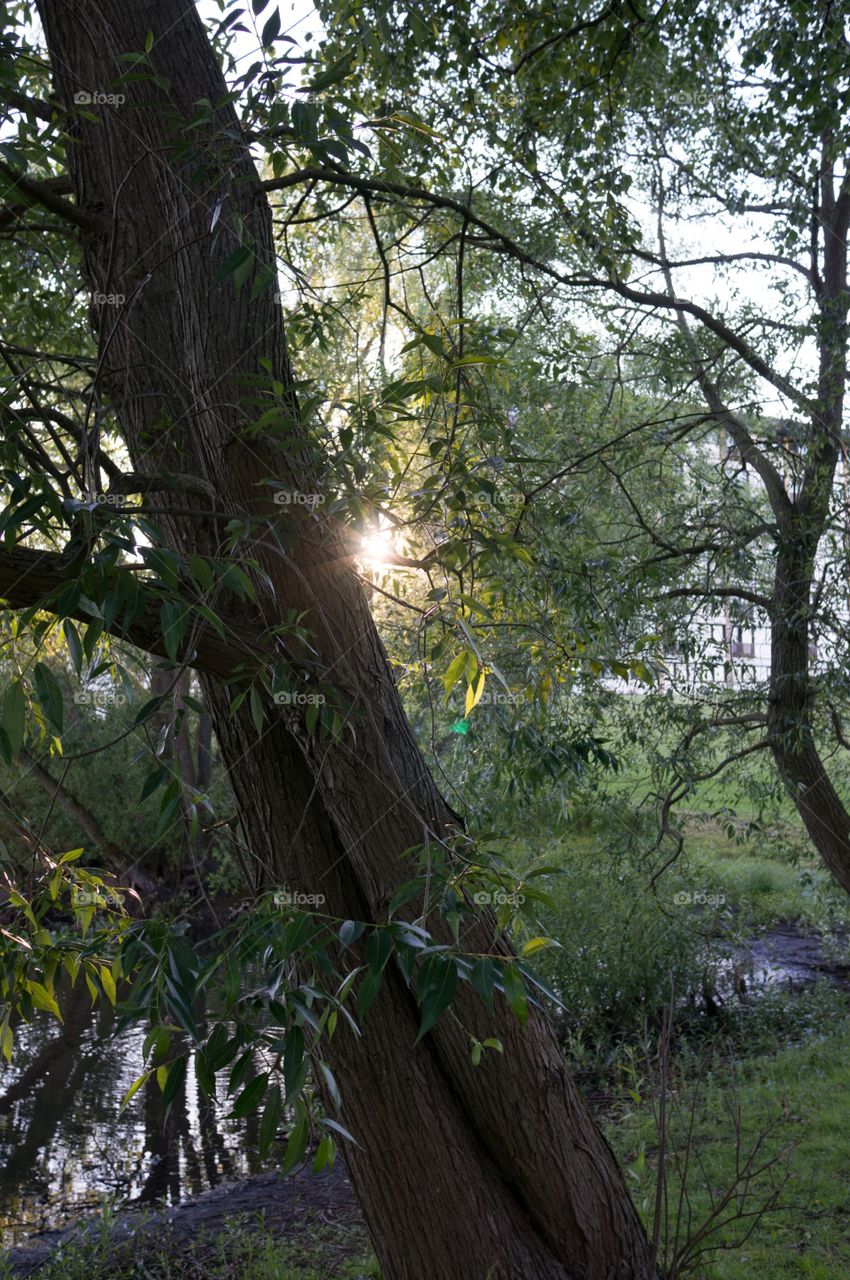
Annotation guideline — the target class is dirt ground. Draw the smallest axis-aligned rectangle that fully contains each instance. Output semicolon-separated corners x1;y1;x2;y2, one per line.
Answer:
4;1163;363;1277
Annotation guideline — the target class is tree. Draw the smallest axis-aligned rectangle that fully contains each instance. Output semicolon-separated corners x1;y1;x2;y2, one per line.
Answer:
307;0;850;893
0;2;657;1277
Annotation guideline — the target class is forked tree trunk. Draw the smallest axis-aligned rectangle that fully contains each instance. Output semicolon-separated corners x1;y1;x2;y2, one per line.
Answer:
37;3;657;1276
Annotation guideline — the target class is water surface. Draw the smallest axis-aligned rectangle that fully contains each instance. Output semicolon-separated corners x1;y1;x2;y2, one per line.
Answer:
0;983;268;1247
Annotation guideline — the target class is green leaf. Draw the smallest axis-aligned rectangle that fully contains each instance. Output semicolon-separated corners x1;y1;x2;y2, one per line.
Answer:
356;965;383;1018
292;100;318;141
134;695;165;726
366;928;393;972
320;1116;358;1146
216;245;253;282
415;953;457;1041
501;961;528;1025
231;1072;269;1119
443;649;469;698
250;263;278;300
26;981;61;1020
338;919;364;947
312;1133;335;1173
283;1025;305;1103
307;51;356;92
261;8;281;46
471;957;496;1010
139;765;169;802
160;600;190;662
280;1099;309;1175
258;1083;282;1156
521;936;555;957
99;965;117;1005
187;554;215;591
387;879;423;918
319;1059;341;1111
33;662;64;733
161;1055;188;1109
465;670;485;717
120;1069;152;1111
2;681;25;757
63;620;83;677
249;685;265;736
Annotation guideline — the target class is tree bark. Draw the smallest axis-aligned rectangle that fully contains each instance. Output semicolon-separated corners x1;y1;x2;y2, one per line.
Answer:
35;3;656;1276
767;142;850;896
768;547;850;894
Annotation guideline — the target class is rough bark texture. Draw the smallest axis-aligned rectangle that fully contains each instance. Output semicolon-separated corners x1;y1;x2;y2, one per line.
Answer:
36;3;657;1277
767;148;850;896
768;543;850;894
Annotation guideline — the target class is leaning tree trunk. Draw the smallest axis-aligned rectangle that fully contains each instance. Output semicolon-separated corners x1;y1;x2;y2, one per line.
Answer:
768;522;850;895
767;166;850;898
37;3;657;1276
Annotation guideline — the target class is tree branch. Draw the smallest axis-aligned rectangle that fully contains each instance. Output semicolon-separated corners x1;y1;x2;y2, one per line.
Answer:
0;545;268;678
0;161;102;233
263;166;815;417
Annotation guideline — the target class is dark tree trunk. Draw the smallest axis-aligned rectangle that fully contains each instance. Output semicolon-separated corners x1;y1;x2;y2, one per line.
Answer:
36;3;657;1276
767;148;850;897
768;545;850;895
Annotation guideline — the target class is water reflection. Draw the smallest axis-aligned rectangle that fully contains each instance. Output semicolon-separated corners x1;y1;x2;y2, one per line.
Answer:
0;982;268;1247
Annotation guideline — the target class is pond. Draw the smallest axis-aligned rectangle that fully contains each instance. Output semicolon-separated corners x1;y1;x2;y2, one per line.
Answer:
2;925;847;1253
0;981;270;1248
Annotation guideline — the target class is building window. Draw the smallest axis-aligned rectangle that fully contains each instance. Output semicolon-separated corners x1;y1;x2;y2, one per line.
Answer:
731;625;755;658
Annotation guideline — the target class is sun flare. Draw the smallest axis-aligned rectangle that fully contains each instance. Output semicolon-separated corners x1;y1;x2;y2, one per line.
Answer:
359;525;396;568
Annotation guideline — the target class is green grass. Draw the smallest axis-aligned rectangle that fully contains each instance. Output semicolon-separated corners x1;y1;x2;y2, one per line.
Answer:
678;825;850;932
0;1217;378;1280
505;803;850;1078
607;1023;850;1278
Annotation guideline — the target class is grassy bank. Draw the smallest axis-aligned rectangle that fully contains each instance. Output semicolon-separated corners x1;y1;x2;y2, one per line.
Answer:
9;1021;848;1280
0;1215;377;1280
607;1023;850;1278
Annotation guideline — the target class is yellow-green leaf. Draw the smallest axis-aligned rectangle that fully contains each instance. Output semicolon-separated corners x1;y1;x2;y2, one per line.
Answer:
120;1070;152;1111
521;936;554;957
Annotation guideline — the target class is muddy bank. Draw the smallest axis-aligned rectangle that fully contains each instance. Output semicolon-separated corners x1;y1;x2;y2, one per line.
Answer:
2;1164;363;1277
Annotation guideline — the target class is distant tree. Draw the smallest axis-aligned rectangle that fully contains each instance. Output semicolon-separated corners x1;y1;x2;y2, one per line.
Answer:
308;0;850;891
